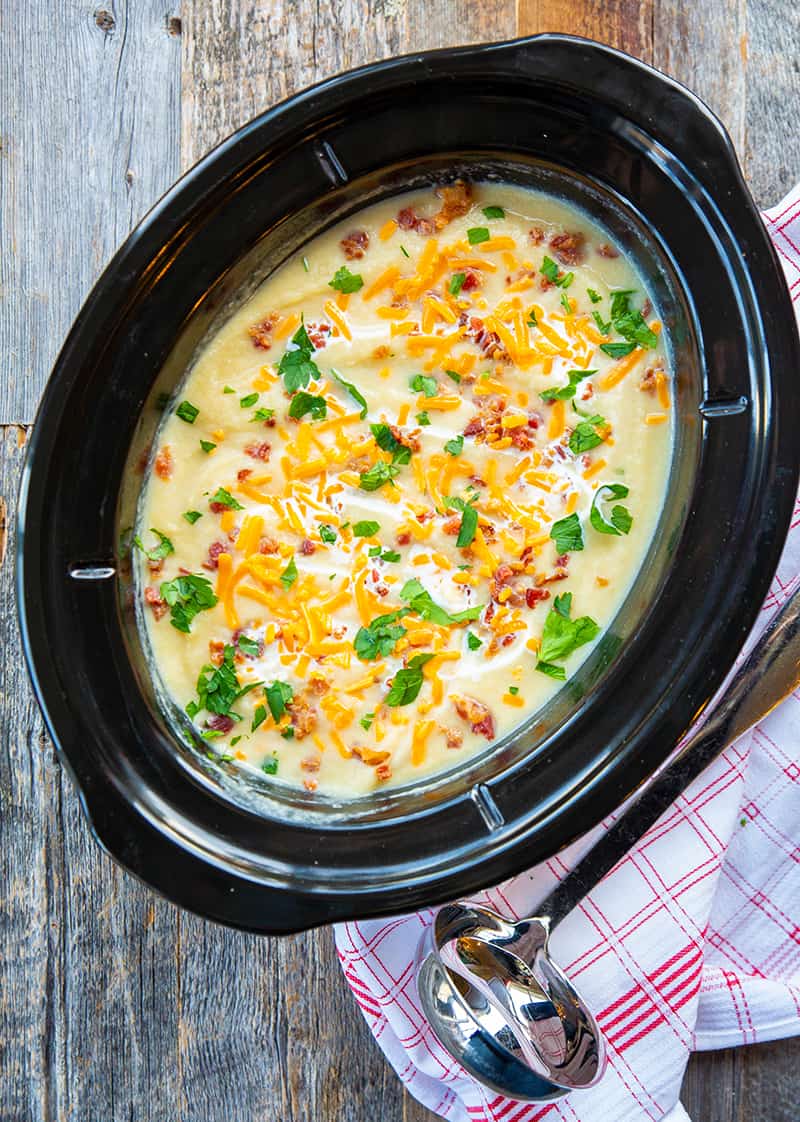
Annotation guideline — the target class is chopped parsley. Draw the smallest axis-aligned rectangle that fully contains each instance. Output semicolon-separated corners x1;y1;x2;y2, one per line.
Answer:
183;510;203;524
133;528;174;563
354;610;406;661
527;308;538;328
400;245;410;258
609;290;658;349
288;391;327;421
444;434;464;457
449;272;466;296
251;704;267;732
237;634;261;657
400;578;483;625
590;483;633;536
240;392;259;408
446;369;462;384
353;520;380;537
482;205;505;219
386;653;434;707
587;288;602;304
508;685;519;696
160;574;218;633
540;256;560;284
536;593;600;680
280;727;295;740
199;439;216;453
370;423;412;464
223;385;235;394
593;311;612;336
569;416;607;455
319;524;337;544
302;256;310;273
560;272;574;289
329;265;363;293
262;755;279;774
560;292;572;313
369;547;401;563
540;369;596;403
280;557;298;589
600;341;636;358
359;461;401;492
550;512;584;553
417;411;431;426
467;631;482;651
195;644;262;717
209;487;244;511
175;400;199;424
467;227;491;245
410;373;438;398
252;407;275;423
278;322;321;393
265;680;293;723
360;712;375;731
445;493;479;548
332;369;368;419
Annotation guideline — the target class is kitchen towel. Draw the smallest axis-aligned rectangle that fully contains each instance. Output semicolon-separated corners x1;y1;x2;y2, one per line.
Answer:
335;185;800;1122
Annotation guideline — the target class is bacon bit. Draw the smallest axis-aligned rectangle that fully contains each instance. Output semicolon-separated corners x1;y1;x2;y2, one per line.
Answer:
306;321;331;349
231;629;265;658
340;230;369;259
259;534;280;555
203;541;228;571
397;206;434;236
433;180;473;230
549;231;586;266
461;270;480;292
287;694;318;740
555;553;569;568
463;397;510;446
144;586;168;621
443;516;461;536
537;568;569;586
529;226;546;246
206;714;235;734
389;424;421;453
207;639;226;666
444;726;464;749
640;365;660;394
154;446;173;480
300;756;321;773
244;441;271;461
300;538;316;556
237;468;252;482
510;426;534;451
375;762;392;782
248;312;279;350
527;412;542;429
462;314;510;362
525;587;551;609
372;344;391;360
147;557;164;576
396;529;412;546
641;298;652;320
452;695;495;741
464;415;485;438
596;243;619;259
307;675;330;695
303;778;318;792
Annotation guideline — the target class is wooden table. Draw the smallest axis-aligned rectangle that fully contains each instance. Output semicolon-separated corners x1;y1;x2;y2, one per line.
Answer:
2;2;799;1118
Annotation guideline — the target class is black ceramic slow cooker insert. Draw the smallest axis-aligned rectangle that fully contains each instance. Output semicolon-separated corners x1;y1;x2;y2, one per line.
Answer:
18;36;800;933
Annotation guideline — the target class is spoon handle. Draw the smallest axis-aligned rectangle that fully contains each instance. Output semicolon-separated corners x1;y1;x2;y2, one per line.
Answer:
538;585;800;931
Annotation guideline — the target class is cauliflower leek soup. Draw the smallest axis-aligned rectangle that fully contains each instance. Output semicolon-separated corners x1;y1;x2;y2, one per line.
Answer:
137;182;672;796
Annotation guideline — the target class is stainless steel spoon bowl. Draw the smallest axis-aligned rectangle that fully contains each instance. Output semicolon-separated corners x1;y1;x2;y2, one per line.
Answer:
418;582;800;1101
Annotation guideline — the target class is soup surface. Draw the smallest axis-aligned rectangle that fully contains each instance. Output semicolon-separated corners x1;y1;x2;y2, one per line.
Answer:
137;182;672;796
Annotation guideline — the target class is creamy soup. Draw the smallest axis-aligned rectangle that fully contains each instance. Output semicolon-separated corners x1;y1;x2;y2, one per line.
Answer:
136;182;672;797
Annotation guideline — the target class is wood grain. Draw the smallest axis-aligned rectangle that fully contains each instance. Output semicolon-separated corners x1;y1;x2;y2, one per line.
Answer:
1;1;800;1121
0;0;182;425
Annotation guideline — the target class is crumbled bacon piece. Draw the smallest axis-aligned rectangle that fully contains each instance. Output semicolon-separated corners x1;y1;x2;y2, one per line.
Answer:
340;229;369;259
555;554;569;569
303;778;318;792
452;695;496;741
526;587;551;609
300;538;316;556
287;694;318;740
248;312;279;350
464;415;485;438
462;314;510;362
202;541;227;571
529;226;546;246
510;426;535;451
300;756;321;773
461;270;480;292
372;344;391;360
307;675;330;695
231;629;264;658
443;516;461;536
397;206;434;236
527;412;542;429
433;181;473;230
389;425;421;453
206;714;235;735
597;243;619;259
537;568;569;586
245;441;271;462
154;446;173;480
549;231;586;266
375;762;392;783
144;586;167;620
640;363;663;394
395;529;412;546
641;298;652;320
259;535;279;555
444;727;464;750
209;502;228;514
306;321;331;349
237;468;252;482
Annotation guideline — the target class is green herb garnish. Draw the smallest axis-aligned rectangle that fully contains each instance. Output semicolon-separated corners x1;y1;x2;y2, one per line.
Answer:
353;520;380;537
600;341;636;358
265;680;293;723
209;487;244;511
400;578;483;625
370;423;412;464
410;374;438;398
252;407;275;423
262;755;280;773
183;510;203;525
354;610;407;661
319;524;337;544
359;461;401;492
467;631;482;651
540;256;560;284
445;435;464;457
482;205;504;219
196;644;263;716
240;392;259;408
550;512;584;554
176;400;199;424
329;265;363;293
238;634;261;657
449;272;466;296
252;704;267;732
446;369;462;384
569;416;607;455
444;494;479;548
332;369;368;419
536;593;600;680
280;557;298;589
540;369;596;403
199;439;217;453
590;483;632;536
467;227;490;245
133;528;174;563
417;411;431;426
385;653;435;707
160;573;218;633
587;288;602;304
278;322;321;393
288;391;327;421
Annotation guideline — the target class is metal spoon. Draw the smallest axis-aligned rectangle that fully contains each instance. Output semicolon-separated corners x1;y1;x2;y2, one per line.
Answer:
418;582;800;1101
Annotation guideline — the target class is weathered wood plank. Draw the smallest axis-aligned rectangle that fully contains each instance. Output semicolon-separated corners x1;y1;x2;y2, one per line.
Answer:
0;1;182;424
516;0;653;61
683;1037;800;1121
180;0;516;167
